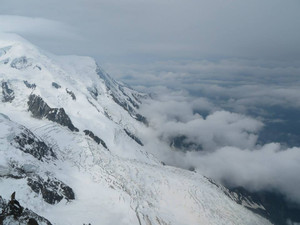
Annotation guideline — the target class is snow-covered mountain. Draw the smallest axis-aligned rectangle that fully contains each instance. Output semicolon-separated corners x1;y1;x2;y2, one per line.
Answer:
0;34;272;225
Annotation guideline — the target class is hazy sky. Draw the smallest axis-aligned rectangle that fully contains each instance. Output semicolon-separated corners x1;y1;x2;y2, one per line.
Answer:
1;0;300;64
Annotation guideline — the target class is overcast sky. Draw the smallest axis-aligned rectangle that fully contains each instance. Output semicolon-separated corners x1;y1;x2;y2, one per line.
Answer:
1;0;300;205
1;0;300;64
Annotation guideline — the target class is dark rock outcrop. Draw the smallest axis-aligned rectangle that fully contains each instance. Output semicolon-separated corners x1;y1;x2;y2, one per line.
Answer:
0;195;53;225
83;130;108;150
109;92;147;125
66;88;76;100
52;82;61;89
228;187;300;225
205;177;300;225
46;108;79;132
205;177;268;221
28;94;51;119
96;66;148;125
27;175;75;205
1;81;15;102
24;80;36;89
87;86;99;100
124;129;143;146
10;56;32;70
169;135;203;152
135;114;148;125
27;94;79;132
0;163;75;206
112;94;148;125
34;65;42;70
12;127;56;161
0;58;9;65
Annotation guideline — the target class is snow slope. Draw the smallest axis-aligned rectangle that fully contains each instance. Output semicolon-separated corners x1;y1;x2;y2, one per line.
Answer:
0;34;272;225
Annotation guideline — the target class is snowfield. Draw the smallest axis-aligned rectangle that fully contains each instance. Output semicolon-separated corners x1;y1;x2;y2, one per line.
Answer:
0;34;272;225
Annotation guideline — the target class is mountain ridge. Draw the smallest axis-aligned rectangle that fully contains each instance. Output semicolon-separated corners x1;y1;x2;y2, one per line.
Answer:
0;34;272;225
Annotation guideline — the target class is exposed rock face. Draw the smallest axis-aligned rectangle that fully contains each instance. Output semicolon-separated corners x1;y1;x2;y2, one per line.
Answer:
205;177;267;216
0;162;75;206
111;94;147;124
12;126;56;161
10;56;32;70
1;81;15;102
204;177;299;225
169;135;203;152
0;195;53;225
27;94;51;119
27;175;75;205
23;80;36;89
87;86;99;100
51;82;61;89
27;94;79;132
135;113;148;125
96;66;148;125
66;88;76;100
34;65;42;71
228;187;300;225
83;130;108;150
124;129;144;146
46;108;79;132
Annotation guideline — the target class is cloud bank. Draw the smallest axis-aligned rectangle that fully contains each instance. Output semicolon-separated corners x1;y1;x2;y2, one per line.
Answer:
189;144;300;204
141;97;262;152
0;15;73;37
138;83;300;204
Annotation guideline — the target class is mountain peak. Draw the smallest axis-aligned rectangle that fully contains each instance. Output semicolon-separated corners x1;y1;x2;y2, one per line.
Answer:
0;35;272;225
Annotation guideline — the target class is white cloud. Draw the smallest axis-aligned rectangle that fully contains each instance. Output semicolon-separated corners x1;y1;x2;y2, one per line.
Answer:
140;91;263;153
140;95;300;203
0;15;77;39
104;58;300;111
1;0;300;62
191;144;300;204
139;87;300;204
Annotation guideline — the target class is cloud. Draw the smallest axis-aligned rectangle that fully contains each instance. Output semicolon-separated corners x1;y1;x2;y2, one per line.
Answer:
104;58;300;111
138;85;300;204
0;15;77;39
141;96;262;152
140;96;300;204
189;144;300;204
0;15;82;56
1;0;300;62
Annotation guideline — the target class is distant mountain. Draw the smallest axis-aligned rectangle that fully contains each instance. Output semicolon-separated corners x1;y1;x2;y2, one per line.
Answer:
0;34;272;225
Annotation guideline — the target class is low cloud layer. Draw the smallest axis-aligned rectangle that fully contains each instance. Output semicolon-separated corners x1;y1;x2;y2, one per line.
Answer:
140;93;300;204
105;59;300;146
133;65;300;204
189;144;300;204
141;96;262;152
104;59;300;110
